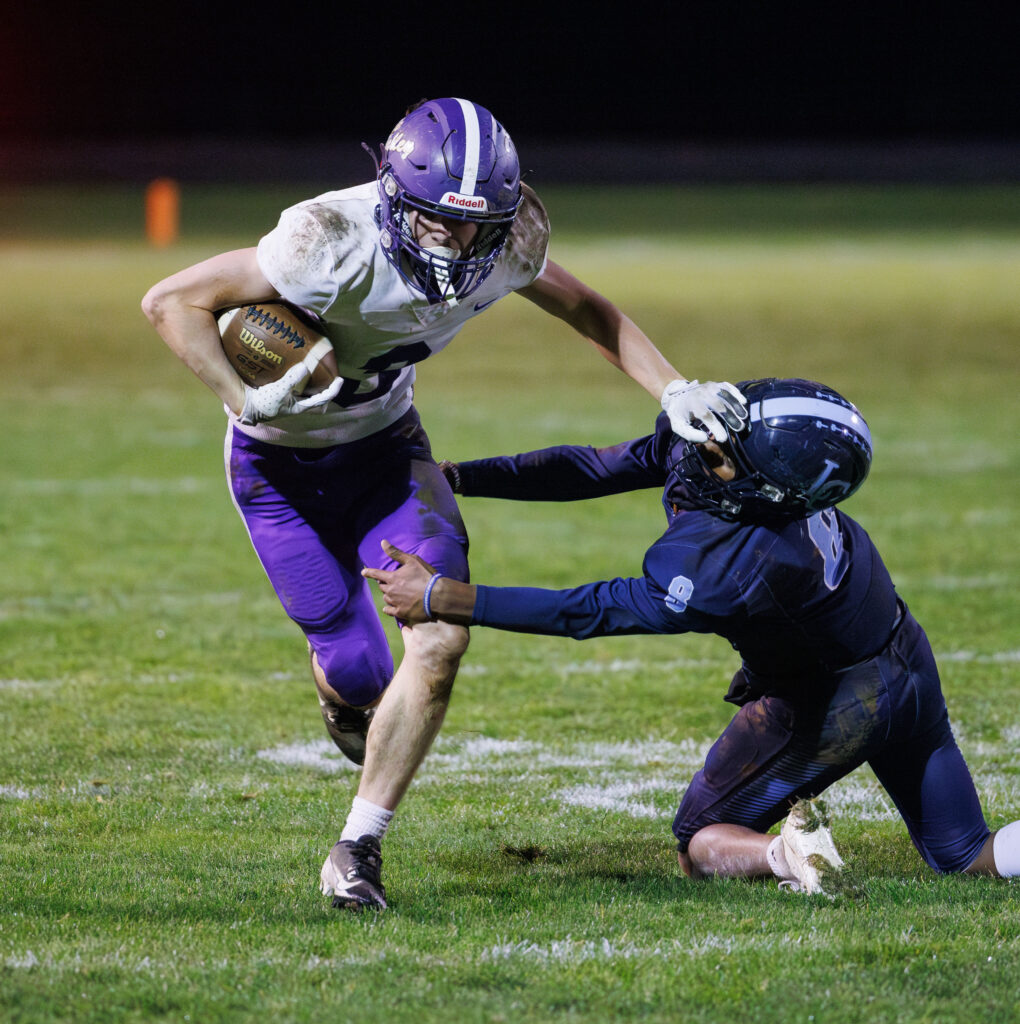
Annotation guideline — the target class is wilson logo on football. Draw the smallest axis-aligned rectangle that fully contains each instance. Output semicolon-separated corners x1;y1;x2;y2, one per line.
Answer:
440;192;489;212
238;328;285;365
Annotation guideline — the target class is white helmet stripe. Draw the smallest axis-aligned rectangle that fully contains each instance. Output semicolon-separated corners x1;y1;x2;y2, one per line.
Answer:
750;397;872;446
454;97;481;195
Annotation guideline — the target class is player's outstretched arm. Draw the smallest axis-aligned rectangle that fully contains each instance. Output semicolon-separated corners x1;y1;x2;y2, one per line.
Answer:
141;248;280;415
517;261;747;442
362;541;477;626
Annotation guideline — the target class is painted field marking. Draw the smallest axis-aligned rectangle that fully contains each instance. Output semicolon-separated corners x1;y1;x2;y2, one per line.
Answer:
253;730;1019;819
11;477;210;496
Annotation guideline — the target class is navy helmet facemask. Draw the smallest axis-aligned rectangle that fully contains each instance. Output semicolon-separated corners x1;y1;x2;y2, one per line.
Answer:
666;378;873;522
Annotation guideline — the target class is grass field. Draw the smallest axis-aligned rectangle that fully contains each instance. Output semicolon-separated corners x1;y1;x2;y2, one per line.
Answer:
1;183;1018;1023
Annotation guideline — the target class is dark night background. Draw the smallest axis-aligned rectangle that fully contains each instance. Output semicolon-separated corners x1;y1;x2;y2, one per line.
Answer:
3;2;1018;183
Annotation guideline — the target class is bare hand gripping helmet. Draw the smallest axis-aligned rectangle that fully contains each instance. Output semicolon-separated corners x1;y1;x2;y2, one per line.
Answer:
667;378;873;521
376;98;523;303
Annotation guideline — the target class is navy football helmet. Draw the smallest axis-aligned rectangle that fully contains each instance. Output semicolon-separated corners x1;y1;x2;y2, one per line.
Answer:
375;98;523;303
667;378;872;521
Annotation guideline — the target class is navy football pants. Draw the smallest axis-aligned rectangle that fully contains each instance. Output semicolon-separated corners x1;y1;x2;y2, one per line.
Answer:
672;606;990;873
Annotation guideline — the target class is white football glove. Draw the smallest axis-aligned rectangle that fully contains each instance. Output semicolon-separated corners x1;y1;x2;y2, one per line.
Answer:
661;379;748;443
238;362;343;426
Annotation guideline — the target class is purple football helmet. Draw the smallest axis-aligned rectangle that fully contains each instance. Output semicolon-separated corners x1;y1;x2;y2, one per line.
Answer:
667;378;873;521
376;98;523;302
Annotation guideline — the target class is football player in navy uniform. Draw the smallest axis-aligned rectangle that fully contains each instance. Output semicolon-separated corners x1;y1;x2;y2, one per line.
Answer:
142;98;748;910
365;378;1020;892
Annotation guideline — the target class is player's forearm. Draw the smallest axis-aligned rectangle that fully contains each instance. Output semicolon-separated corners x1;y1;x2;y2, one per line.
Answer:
519;263;682;401
456;442;661;501
142;248;277;415
423;579;577;634
367;548;670;638
470;572;684;638
564;288;680;400
143;294;246;412
426;577;478;626
470;581;642;638
586;305;682;401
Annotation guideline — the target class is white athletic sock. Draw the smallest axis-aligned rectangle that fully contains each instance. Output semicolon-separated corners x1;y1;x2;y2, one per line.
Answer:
340;796;393;843
767;835;791;879
992;820;1020;877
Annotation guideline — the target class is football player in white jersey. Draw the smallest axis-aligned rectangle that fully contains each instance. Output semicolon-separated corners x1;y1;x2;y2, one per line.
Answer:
142;97;748;910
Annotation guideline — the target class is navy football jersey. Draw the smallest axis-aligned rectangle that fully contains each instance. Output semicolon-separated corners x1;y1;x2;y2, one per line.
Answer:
459;414;899;682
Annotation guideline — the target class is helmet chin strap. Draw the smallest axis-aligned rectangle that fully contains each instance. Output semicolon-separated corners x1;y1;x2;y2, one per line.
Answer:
423;245;459;305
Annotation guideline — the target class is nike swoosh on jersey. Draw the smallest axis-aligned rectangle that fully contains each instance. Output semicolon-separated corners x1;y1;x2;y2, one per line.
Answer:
473;297;500;311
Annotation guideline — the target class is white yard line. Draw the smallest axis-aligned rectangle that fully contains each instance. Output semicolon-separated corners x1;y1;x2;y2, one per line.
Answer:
10;476;211;496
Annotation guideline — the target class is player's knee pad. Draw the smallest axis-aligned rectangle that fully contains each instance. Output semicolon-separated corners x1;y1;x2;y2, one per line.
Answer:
312;637;392;709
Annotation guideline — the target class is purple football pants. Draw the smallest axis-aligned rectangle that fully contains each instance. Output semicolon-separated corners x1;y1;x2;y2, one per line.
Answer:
672;606;990;873
225;408;469;707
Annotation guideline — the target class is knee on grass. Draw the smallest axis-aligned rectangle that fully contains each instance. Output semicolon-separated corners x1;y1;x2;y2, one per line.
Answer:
680;823;775;881
684;826;731;879
961;822;1020;878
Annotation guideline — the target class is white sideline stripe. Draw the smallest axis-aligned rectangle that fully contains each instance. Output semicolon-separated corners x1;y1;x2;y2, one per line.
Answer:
926;576;1012;591
887;573;1011;591
4;936;806;971
0;678;49;690
12;477;209;496
0;784;42;799
256;740;358;774
479;934;795;963
252;731;1019;821
552;780;672;819
454;97;480;194
7;916;991;972
938;649;1020;662
750;397;872;446
457;656;725;678
8;733;1018;817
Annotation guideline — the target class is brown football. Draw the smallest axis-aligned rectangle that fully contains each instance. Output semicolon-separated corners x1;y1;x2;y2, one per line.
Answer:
218;302;338;395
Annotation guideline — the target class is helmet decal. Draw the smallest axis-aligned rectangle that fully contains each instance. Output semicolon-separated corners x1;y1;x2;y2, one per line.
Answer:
439;191;490;213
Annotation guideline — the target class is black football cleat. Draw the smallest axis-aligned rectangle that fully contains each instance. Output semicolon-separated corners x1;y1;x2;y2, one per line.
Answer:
320;835;387;910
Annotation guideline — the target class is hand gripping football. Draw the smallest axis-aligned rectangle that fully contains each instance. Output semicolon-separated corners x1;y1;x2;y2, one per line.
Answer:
218;302;338;395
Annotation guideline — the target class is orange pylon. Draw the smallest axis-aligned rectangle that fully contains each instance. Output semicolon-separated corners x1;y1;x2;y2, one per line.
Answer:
145;178;180;247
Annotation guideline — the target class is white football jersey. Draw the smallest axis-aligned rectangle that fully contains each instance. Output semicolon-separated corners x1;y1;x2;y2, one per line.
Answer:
233;181;549;446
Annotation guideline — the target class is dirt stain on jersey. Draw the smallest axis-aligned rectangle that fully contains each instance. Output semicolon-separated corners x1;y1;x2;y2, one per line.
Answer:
276;204;360;297
503;183;550;279
311;204;357;265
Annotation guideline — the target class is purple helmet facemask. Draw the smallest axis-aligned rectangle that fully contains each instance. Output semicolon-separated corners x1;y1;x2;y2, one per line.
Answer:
375;98;523;303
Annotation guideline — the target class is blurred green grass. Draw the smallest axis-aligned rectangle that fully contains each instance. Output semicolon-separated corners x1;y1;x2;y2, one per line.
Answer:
1;182;1017;730
0;184;1017;1023
4;181;1020;241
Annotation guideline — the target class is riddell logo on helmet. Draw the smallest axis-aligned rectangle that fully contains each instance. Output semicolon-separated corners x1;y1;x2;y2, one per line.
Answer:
441;192;489;212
